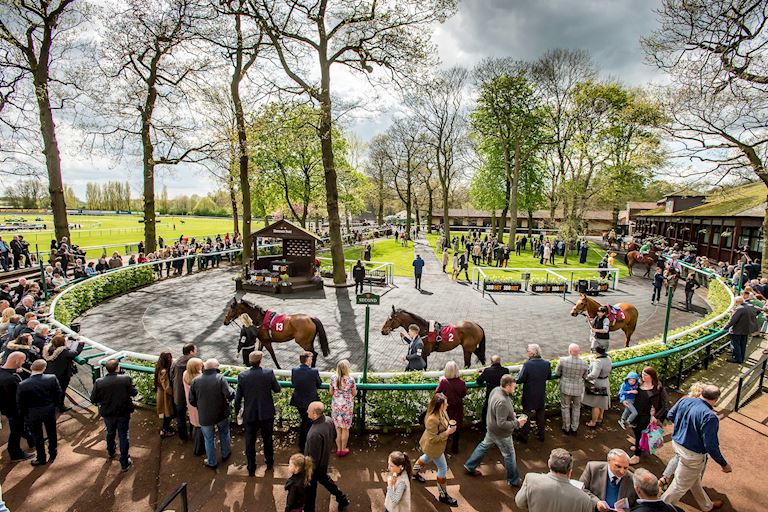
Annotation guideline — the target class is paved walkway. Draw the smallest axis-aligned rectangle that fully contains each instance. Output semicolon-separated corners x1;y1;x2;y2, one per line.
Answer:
1;392;762;512
76;235;710;371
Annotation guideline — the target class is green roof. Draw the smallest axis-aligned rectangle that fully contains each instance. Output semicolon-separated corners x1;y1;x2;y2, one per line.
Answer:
639;181;767;218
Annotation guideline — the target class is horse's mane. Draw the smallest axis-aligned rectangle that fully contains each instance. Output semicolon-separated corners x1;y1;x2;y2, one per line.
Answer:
397;308;428;326
239;299;263;313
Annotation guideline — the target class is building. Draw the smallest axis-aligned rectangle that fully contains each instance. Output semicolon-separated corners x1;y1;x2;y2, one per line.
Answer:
634;182;766;263
618;202;658;235
429;208;614;234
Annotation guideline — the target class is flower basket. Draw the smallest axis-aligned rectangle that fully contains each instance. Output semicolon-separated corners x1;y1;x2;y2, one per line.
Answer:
598;282;609;292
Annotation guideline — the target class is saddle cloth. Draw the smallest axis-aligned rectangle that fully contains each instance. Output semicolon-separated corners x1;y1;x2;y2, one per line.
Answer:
260;310;288;334
606;305;625;324
427;321;456;344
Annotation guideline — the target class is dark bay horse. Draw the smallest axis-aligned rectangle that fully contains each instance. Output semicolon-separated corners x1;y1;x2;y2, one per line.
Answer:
570;293;639;347
380;306;486;368
625;248;659;277
223;298;329;369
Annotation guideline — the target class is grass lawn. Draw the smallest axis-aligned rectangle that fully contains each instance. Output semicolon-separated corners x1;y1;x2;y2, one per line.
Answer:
0;214;253;258
339;238;416;277
424;232;629;282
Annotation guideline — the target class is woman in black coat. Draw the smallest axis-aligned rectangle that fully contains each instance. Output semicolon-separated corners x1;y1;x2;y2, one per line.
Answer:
236;313;260;365
43;333;85;411
629;366;669;465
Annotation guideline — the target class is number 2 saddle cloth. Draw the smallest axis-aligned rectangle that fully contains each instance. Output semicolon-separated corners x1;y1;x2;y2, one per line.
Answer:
427;320;456;344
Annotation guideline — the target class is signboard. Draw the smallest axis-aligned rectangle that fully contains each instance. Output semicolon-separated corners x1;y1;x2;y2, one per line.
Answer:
356;292;380;305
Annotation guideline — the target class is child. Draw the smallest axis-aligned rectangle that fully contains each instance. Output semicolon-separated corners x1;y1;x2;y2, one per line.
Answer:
285;453;313;512
617;371;639;429
658;382;704;491
385;451;412;512
400;324;426;371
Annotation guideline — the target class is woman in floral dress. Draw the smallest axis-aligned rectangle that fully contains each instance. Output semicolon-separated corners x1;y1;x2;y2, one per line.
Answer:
330;359;357;457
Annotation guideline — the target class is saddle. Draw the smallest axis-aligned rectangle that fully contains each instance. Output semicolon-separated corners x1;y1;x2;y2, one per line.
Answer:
605;305;625;324
428;320;443;343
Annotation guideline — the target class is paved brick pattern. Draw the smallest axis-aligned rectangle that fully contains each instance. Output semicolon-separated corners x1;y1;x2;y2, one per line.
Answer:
77;237;710;371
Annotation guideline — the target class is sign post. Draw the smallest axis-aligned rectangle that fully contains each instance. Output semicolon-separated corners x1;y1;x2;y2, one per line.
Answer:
356;292;379;432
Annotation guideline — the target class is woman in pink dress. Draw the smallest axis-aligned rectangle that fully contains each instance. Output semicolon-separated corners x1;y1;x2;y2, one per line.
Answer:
182;357;204;455
330;359;356;457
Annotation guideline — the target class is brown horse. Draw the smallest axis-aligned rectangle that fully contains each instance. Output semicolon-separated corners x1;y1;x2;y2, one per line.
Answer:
569;293;639;347
625;249;659;277
223;298;329;369
380;306;486;368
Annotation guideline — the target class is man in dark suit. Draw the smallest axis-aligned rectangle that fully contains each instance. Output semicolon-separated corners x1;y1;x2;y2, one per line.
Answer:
515;344;551;442
235;351;282;476
305;401;349;512
0;352;33;461
90;359;138;472
10;235;22;270
631;468;682;512
170;343;197;441
579;448;638;512
16;359;61;466
291;351;321;451
476;354;509;427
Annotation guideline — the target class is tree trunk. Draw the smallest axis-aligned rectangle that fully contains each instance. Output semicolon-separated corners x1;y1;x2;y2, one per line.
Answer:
507;140;520;250
527;210;534;236
34;72;70;243
442;185;450;243
227;170;239;235
405;160;412;238
231;12;252;270
377;168;384;225
499;207;508;244
763;201;768;275
426;186;433;233
491;210;496;237
612;206;620;229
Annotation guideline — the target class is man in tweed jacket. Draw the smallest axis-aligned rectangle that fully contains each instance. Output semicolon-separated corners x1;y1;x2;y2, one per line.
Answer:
555;344;588;435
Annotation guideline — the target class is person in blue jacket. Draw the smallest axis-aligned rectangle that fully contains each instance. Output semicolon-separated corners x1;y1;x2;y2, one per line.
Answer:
618;371;639;429
412;255;425;290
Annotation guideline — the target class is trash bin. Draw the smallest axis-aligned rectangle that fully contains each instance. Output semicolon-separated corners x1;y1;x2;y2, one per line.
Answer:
577;279;588;293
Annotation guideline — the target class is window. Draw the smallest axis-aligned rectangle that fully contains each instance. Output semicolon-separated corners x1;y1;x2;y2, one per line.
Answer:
712;231;720;245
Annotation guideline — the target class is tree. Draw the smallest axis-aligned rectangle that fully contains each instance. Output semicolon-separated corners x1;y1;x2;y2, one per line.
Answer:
643;0;768;267
409;67;469;243
0;0;83;240
469;150;507;237
237;0;458;284
365;134;391;225
97;0;211;253
4;179;46;208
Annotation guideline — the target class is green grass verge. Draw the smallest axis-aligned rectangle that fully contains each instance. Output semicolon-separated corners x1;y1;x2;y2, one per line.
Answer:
341;238;415;277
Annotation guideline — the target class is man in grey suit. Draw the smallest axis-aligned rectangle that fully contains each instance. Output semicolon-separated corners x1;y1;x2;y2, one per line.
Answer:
555;343;588;435
579;448;638;512
515;448;594;512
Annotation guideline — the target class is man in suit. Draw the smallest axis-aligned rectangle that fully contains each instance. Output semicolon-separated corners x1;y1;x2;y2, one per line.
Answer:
516;344;550;442
515;448;594;512
290;351;321;451
476;354;509;427
579;448;638;511
16;359;61;466
0;352;33;461
235;350;282;476
555;343;588;435
170;343;197;441
631;469;682;512
90;359;137;472
10;236;22;270
304;401;349;512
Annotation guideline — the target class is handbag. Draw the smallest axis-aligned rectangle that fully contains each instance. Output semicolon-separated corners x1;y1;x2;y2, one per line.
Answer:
584;382;609;396
640;424;664;454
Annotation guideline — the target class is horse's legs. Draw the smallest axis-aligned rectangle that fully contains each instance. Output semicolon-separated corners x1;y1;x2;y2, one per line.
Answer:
264;343;281;370
463;349;472;369
311;351;318;368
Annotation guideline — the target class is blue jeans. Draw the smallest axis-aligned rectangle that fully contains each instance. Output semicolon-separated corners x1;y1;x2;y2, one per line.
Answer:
464;431;520;485
200;418;231;467
621;401;638;424
418;452;448;478
104;416;131;468
730;334;748;363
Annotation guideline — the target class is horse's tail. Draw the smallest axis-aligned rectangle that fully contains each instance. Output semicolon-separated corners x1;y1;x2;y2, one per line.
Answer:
475;325;487;365
312;317;330;357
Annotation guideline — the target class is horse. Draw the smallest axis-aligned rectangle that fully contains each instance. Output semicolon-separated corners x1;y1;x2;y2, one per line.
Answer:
625;248;659;277
223;298;329;369
570;293;639;347
380;306;486;368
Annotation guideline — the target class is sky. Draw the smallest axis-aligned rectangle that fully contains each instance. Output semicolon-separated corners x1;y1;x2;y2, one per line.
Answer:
8;0;665;200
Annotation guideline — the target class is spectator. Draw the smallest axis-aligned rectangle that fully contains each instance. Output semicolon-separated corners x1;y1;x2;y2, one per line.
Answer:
463;374;526;489
90;359;137;472
291;351;322;452
441;248;449;273
723;296;758;364
154;351;176;438
42;333;85;412
95;257;109;273
31;324;50;353
476;354;510;428
304;401;349;512
0;352;33;461
85;261;97;277
579;448;638;511
0;307;15;340
109;252;124;269
658;382;704;491
170;343;197;442
236;313;259;366
435;360;467;454
661;385;729;511
628;367;669;465
412;393;458;506
189;359;234;469
618;371;640;430
329;359;356;457
385;450;412;512
631;468;682;512
235;350;281;476
2;333;38;369
182;357;205;456
285;453;313;512
583;345;612;428
17;359;60;465
412;254;424;290
352;260;366;294
555;343;588;436
15;295;35;316
514;448;594;512
516;344;550;443
683;274;699;311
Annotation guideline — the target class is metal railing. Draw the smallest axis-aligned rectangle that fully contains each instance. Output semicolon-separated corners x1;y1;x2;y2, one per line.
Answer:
473;266;620;298
734;351;768;411
154;483;189;512
675;330;731;388
316;256;395;286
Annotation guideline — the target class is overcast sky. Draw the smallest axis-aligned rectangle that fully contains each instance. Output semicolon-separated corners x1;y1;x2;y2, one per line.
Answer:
42;0;664;200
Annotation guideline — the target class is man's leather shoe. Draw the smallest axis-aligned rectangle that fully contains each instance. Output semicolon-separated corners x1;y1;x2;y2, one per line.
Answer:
121;458;133;472
48;450;57;461
710;499;724;509
203;462;217;470
31;459;47;466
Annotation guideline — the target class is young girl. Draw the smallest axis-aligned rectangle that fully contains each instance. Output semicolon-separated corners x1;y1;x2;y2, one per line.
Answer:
385;451;412;512
285;453;313;512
